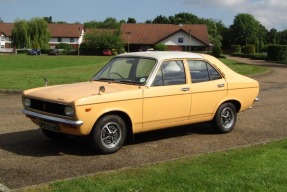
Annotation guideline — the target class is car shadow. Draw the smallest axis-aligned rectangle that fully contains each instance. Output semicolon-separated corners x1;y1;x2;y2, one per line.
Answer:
0;129;95;157
133;122;215;144
0;123;215;157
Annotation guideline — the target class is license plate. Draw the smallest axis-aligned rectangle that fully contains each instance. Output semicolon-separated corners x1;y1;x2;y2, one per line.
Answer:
39;121;59;132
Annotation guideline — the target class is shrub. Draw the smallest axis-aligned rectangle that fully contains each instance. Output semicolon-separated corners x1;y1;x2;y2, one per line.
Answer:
242;45;255;54
249;54;267;60
231;45;241;53
212;45;222;58
56;43;72;50
267;45;287;61
231;52;243;57
154;43;167;51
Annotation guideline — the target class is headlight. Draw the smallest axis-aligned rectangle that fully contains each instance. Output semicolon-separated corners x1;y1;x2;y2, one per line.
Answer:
64;106;75;117
23;98;31;107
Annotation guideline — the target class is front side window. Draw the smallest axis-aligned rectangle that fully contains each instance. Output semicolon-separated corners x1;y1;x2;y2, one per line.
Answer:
152;60;186;86
188;60;222;83
93;57;156;85
70;38;74;42
58;37;62;42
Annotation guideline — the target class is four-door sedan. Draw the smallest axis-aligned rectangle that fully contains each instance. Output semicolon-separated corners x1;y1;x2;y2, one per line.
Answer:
22;51;259;154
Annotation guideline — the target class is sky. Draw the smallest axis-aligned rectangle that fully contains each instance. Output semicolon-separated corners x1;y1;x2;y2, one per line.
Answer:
1;0;286;31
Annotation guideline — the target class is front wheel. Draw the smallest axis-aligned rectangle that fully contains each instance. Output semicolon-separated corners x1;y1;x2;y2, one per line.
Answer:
213;103;237;134
90;115;127;154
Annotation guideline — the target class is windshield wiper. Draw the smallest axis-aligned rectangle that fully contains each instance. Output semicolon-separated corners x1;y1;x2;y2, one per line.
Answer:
95;78;115;82
118;80;140;85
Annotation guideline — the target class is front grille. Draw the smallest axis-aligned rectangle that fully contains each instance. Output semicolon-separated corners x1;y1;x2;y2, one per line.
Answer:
30;99;66;116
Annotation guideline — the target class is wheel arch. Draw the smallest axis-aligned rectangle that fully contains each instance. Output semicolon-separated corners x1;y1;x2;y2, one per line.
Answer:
222;99;241;113
213;99;241;118
91;110;134;143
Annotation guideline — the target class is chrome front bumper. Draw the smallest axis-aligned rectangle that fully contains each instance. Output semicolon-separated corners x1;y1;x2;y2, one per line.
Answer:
22;109;83;126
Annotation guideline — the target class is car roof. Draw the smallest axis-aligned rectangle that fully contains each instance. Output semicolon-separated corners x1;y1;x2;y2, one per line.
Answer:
117;51;204;61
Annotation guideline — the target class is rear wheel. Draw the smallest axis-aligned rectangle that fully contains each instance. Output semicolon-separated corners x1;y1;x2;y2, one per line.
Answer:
213;103;237;133
90;115;126;154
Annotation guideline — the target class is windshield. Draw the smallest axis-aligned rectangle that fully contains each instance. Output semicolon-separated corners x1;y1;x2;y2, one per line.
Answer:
93;57;157;85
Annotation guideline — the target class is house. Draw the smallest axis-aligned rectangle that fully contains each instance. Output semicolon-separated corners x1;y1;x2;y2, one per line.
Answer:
120;23;210;52
0;23;84;52
48;23;84;49
0;23;14;52
0;22;210;53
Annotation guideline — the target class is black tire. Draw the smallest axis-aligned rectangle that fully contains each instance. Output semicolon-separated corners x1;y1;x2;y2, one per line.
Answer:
90;115;127;154
41;129;67;140
213;103;237;134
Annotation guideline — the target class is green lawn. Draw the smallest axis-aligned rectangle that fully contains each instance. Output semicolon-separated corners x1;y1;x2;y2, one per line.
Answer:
0;54;268;90
23;139;287;192
220;58;269;76
0;54;111;90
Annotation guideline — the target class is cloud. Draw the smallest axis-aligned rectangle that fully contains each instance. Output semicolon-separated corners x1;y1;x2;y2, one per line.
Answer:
183;0;287;30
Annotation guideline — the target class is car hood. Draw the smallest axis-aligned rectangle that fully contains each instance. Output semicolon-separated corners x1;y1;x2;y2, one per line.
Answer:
23;81;142;104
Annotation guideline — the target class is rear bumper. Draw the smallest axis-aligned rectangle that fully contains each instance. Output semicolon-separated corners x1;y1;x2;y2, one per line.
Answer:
249;97;259;109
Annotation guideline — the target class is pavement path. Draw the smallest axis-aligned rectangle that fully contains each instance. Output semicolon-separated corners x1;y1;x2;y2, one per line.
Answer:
0;56;286;190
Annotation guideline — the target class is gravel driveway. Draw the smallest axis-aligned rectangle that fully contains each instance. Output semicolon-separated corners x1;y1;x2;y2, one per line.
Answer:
0;57;287;190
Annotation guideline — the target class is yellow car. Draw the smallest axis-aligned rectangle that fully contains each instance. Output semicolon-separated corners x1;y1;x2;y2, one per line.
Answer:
22;51;259;154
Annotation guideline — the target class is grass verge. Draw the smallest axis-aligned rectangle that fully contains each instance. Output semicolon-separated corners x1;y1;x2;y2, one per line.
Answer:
22;138;287;192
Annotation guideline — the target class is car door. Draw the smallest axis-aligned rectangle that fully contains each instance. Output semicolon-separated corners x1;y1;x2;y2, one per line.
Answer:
187;60;227;118
142;60;191;130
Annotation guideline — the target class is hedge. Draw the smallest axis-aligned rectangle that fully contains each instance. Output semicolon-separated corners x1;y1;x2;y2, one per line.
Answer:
242;45;255;54
231;45;241;53
267;45;287;61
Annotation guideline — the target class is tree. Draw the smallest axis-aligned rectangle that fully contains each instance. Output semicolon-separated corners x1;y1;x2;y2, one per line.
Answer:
230;13;260;46
257;24;268;51
43;16;53;23
11;18;50;49
152;15;170;24
28;18;50;49
127;17;136;23
277;30;287;45
102;17;120;29
84;17;120;29
267;28;278;44
173;12;199;24
84;30;124;52
11;19;30;49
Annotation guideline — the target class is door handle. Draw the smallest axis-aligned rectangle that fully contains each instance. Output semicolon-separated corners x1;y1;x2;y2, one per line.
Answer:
181;87;190;91
217;84;225;88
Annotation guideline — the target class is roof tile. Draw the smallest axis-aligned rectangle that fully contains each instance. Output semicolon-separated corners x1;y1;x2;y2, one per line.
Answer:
120;23;209;46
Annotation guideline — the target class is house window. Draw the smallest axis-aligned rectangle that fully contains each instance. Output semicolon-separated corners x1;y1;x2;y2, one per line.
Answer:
178;38;184;43
1;36;4;41
58;37;62;42
70;38;74;43
1;45;4;49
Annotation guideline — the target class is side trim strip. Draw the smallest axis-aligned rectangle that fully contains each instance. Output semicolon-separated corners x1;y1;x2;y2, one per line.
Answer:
22;109;83;126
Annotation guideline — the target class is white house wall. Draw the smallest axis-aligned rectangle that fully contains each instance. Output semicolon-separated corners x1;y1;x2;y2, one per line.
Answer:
159;31;205;46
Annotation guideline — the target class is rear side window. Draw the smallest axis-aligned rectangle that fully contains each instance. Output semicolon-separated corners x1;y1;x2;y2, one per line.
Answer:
187;60;222;83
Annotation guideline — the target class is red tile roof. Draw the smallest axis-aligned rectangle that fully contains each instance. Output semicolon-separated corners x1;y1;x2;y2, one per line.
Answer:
121;23;209;46
0;23;14;36
48;23;84;37
0;23;84;38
